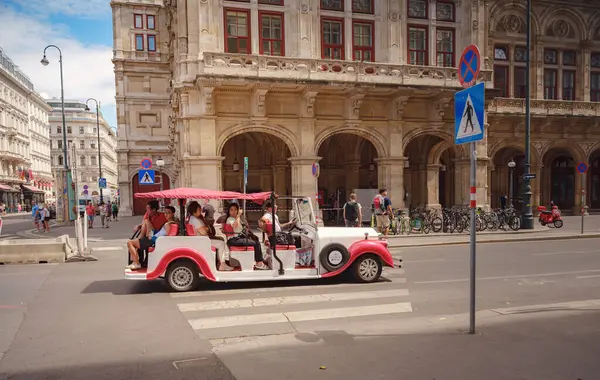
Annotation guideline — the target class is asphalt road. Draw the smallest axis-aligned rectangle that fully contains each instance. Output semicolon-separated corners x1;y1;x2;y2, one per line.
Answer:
0;238;599;379
0;215;35;240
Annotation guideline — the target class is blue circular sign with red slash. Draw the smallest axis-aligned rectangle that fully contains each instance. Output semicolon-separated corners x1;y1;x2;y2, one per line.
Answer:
312;162;320;177
140;158;153;169
577;162;588;174
458;44;481;88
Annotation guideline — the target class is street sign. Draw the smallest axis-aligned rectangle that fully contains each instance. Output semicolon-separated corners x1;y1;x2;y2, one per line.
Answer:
244;157;248;185
522;173;536;180
577;162;588;174
140;158;153;170
83;185;89;190
139;169;155;185
83;189;88;195
458;44;481;88
454;82;485;145
312;162;320;178
98;177;107;189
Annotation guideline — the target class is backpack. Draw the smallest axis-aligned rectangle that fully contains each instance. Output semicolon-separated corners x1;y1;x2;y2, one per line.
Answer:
344;202;359;221
373;195;385;214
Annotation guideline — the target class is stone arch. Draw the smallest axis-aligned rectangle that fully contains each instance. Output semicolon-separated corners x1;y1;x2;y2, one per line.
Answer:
539;7;586;40
428;140;453;165
588;12;600;41
488;3;541;36
541;141;586;165
402;128;466;157
314;125;388;158
488;140;540;167
216;123;300;158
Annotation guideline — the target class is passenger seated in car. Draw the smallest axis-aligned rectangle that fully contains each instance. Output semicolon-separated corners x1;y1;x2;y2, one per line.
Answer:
126;206;177;271
226;203;269;270
134;200;168;238
260;201;296;247
187;201;234;271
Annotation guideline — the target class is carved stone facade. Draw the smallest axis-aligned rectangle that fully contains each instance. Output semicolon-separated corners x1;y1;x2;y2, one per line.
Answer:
112;0;600;216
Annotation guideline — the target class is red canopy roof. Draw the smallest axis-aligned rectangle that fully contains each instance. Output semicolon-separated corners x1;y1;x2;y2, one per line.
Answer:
133;188;274;201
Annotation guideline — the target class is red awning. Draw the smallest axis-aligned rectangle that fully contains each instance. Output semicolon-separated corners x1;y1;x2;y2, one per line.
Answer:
0;184;16;192
134;188;274;202
22;185;45;193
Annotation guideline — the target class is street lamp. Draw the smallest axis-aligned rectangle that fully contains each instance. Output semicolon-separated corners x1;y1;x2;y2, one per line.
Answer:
41;45;68;168
521;0;534;229
508;159;516;207
84;98;103;202
156;157;165;209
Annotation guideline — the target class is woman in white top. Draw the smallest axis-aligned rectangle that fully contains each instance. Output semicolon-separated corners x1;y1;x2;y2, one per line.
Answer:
226;203;268;270
187;201;234;271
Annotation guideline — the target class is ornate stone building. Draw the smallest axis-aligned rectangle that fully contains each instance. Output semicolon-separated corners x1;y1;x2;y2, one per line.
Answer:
112;0;600;216
0;47;53;212
48;100;119;202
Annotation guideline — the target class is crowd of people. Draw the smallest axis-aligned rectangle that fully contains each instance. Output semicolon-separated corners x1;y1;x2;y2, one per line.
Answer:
85;200;119;229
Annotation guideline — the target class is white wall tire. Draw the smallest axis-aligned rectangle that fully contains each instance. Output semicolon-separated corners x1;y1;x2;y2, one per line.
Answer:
319;243;350;272
352;255;382;283
165;260;200;292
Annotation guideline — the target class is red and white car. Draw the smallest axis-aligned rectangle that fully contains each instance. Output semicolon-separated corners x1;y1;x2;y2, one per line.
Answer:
126;188;399;292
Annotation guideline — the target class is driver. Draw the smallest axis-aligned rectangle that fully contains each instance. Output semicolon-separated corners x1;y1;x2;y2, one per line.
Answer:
260;201;296;247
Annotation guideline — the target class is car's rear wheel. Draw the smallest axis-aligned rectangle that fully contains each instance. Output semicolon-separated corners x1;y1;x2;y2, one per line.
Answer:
165;260;200;292
352;254;382;283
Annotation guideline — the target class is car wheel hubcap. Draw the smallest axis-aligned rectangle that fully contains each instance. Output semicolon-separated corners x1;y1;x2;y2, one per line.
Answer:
329;251;343;266
171;267;193;289
358;258;379;280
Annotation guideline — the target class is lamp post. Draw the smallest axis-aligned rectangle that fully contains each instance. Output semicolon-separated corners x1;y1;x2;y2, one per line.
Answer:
156;156;165;209
84;99;102;202
508;159;516;207
522;0;534;229
41;46;68;168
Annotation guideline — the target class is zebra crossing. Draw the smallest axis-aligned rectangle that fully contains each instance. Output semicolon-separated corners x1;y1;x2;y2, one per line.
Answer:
170;267;412;340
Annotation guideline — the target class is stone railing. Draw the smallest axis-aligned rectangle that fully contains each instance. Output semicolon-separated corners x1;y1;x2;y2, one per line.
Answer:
488;98;600;116
114;50;168;62
201;52;494;89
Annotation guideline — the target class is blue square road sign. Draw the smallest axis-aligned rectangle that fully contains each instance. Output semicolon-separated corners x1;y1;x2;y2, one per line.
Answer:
139;169;155;185
454;82;485;145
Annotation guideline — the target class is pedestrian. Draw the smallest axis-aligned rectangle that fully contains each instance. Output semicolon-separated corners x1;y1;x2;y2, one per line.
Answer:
41;203;50;232
86;201;95;228
343;193;362;227
32;202;41;232
112;202;119;221
373;189;391;236
106;201;113;223
99;201;107;228
202;199;215;224
500;194;507;209
17;203;22;213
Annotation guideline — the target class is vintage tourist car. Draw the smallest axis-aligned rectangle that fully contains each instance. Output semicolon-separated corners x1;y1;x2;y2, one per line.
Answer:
125;188;399;292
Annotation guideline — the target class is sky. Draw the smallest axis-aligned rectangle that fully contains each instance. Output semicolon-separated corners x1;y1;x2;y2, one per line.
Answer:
0;0;117;127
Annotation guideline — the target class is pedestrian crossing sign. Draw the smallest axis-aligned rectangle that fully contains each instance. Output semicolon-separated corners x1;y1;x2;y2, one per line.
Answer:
454;82;485;145
139;169;155;185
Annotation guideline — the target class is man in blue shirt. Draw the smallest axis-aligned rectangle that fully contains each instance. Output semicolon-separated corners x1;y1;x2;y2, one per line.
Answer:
31;202;41;232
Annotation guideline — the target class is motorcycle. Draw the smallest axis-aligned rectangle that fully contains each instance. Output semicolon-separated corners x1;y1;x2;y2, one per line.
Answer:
537;205;563;228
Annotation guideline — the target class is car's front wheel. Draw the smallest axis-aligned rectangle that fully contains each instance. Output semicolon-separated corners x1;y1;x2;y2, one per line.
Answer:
165;260;200;292
352;254;382;283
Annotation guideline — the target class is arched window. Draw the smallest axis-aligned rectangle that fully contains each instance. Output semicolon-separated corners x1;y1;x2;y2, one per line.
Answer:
80;156;86;166
91;156;97;166
58;156;63;166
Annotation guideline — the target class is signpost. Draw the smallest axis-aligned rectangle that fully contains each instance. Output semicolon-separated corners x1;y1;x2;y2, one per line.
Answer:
139;169;155;185
140;158;153;170
243;157;248;217
578;162;588;234
455;44;484;335
522;173;536;180
98;177;107;189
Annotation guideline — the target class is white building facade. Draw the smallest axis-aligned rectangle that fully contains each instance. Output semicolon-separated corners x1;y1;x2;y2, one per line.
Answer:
47;100;119;203
112;0;600;217
0;47;53;212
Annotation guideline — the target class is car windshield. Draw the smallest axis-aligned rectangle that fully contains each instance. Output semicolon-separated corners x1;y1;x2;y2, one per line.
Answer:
295;198;315;225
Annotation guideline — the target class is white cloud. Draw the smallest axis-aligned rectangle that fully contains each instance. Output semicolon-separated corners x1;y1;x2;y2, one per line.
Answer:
7;0;111;18
0;4;116;126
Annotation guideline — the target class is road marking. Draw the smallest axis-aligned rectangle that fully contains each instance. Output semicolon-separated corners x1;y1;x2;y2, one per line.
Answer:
577;274;600;279
414;269;600;284
533;249;599;256
188;302;413;330
178;289;409;312
491;299;600;315
172;357;207;370
91;246;124;252
402;259;446;263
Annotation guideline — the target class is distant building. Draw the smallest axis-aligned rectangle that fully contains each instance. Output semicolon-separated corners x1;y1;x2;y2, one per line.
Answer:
0;47;52;212
47;99;118;203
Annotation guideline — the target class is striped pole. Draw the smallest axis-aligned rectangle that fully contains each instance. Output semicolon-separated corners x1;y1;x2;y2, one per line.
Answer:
470;186;477;209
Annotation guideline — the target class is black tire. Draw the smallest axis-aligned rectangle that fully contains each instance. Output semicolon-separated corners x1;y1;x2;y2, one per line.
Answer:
352;254;382;283
319;243;350;272
165;259;200;292
509;216;521;231
431;217;443;233
553;219;563;228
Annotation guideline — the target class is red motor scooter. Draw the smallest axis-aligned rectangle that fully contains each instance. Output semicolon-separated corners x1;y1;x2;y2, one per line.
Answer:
537;205;563;228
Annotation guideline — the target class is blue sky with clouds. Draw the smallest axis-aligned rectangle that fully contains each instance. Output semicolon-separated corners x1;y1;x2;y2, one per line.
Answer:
0;0;117;126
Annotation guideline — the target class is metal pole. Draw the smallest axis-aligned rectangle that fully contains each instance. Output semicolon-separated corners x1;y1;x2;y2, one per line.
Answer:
97;102;103;202
581;173;585;234
521;0;534;229
509;168;514;207
469;142;477;334
57;52;68;168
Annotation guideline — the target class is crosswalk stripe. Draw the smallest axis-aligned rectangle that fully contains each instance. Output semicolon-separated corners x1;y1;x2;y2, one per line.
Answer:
188;302;413;330
178;289;409;312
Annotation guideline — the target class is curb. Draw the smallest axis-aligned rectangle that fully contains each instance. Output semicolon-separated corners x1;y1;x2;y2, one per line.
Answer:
389;232;600;248
15;223;59;239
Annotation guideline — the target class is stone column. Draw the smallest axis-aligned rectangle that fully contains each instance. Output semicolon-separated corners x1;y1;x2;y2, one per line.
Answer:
185;156;224;191
487;164;495;207
289;156;320;197
453;159;469;206
345;160;361;192
574;171;583;214
477;158;490;209
376;157;406;209
532;165;542;208
273;162;288;197
426;164;441;209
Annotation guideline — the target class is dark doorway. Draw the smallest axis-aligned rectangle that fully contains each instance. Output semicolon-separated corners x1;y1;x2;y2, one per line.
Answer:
550;156;574;209
131;173;170;215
